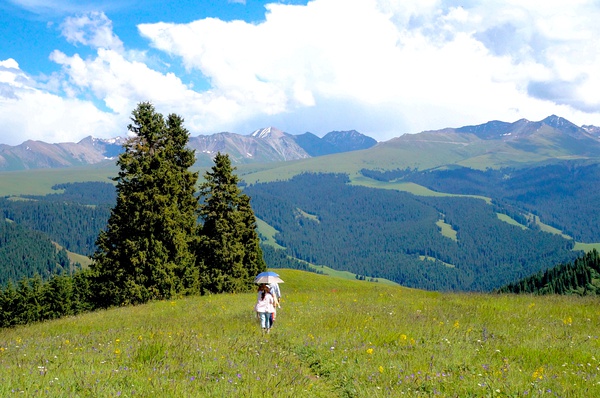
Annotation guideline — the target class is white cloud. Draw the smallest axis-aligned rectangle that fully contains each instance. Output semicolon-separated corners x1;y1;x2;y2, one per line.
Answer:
0;59;120;145
3;0;600;146
135;0;600;138
60;11;124;52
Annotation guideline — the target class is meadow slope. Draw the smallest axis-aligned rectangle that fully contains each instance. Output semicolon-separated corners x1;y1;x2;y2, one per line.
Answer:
0;269;599;397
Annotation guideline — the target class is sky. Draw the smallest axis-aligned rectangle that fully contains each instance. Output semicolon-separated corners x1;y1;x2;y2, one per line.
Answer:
1;0;600;146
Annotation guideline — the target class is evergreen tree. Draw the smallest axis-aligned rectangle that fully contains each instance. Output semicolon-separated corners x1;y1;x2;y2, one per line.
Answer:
197;152;266;294
0;281;18;327
91;103;199;307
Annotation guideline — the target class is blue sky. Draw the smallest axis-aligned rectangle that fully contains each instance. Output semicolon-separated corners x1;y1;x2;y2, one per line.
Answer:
1;0;600;145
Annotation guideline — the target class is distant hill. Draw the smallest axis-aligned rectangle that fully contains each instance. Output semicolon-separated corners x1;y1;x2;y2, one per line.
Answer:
237;115;600;184
0;128;377;171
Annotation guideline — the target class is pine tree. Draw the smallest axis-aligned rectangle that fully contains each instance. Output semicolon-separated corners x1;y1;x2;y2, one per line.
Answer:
91;103;199;307
197;152;266;294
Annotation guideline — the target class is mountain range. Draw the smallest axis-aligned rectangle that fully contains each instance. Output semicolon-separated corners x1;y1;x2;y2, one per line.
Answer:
2;114;600;292
0;127;377;171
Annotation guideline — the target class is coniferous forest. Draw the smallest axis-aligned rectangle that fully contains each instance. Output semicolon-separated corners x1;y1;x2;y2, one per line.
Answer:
497;249;600;295
243;173;580;291
361;162;600;242
0;103;265;327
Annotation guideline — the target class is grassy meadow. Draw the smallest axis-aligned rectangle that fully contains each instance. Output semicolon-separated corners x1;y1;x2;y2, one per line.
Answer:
0;269;599;397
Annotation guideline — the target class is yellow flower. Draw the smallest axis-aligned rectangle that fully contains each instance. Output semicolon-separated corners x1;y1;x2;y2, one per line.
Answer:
400;334;407;341
563;316;573;326
114;348;121;355
379;366;384;373
367;348;374;355
532;367;544;380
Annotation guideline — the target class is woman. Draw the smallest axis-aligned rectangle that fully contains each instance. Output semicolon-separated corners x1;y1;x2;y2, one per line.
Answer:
254;285;276;333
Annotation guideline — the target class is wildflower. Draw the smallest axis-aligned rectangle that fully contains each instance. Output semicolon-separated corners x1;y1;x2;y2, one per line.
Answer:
563;317;573;326
367;348;374;355
137;335;143;341
453;321;460;329
532;367;544;380
379;366;384;373
115;349;121;355
400;334;407;341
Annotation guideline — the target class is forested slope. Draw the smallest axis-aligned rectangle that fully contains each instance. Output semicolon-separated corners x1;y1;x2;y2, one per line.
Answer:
0;218;73;285
0;182;114;256
244;173;579;291
362;161;600;242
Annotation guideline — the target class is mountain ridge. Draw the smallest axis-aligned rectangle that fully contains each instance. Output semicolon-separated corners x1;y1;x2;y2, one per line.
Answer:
1;115;599;172
0;128;377;171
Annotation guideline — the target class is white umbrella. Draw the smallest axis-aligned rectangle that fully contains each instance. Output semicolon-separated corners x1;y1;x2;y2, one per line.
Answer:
254;275;284;284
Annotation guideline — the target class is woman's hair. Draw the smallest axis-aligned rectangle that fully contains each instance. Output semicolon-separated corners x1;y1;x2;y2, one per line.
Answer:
261;286;271;300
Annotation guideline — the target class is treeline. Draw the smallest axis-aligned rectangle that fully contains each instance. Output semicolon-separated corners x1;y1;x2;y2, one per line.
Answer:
0;272;92;328
497;249;600;295
260;245;320;273
361;162;600;242
23;181;117;206
0;218;74;285
244;172;579;291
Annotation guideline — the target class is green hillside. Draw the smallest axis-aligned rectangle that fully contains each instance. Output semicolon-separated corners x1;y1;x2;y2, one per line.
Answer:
0;218;73;285
245;173;579;291
0;269;598;397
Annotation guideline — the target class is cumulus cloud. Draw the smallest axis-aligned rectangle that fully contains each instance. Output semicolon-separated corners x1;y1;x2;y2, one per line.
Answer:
2;0;600;145
0;59;120;144
135;0;600;137
60;11;124;52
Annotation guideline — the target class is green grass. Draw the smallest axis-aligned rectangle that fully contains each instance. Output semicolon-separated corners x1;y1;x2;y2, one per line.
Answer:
436;219;458;241
0;164;116;196
349;175;492;204
496;214;527;230
255;217;285;250
573;242;600;253
1;269;599;397
307;264;399;286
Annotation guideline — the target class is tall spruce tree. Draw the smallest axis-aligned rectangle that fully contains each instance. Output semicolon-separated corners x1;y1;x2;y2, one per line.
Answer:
91;102;199;307
197;152;266;294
